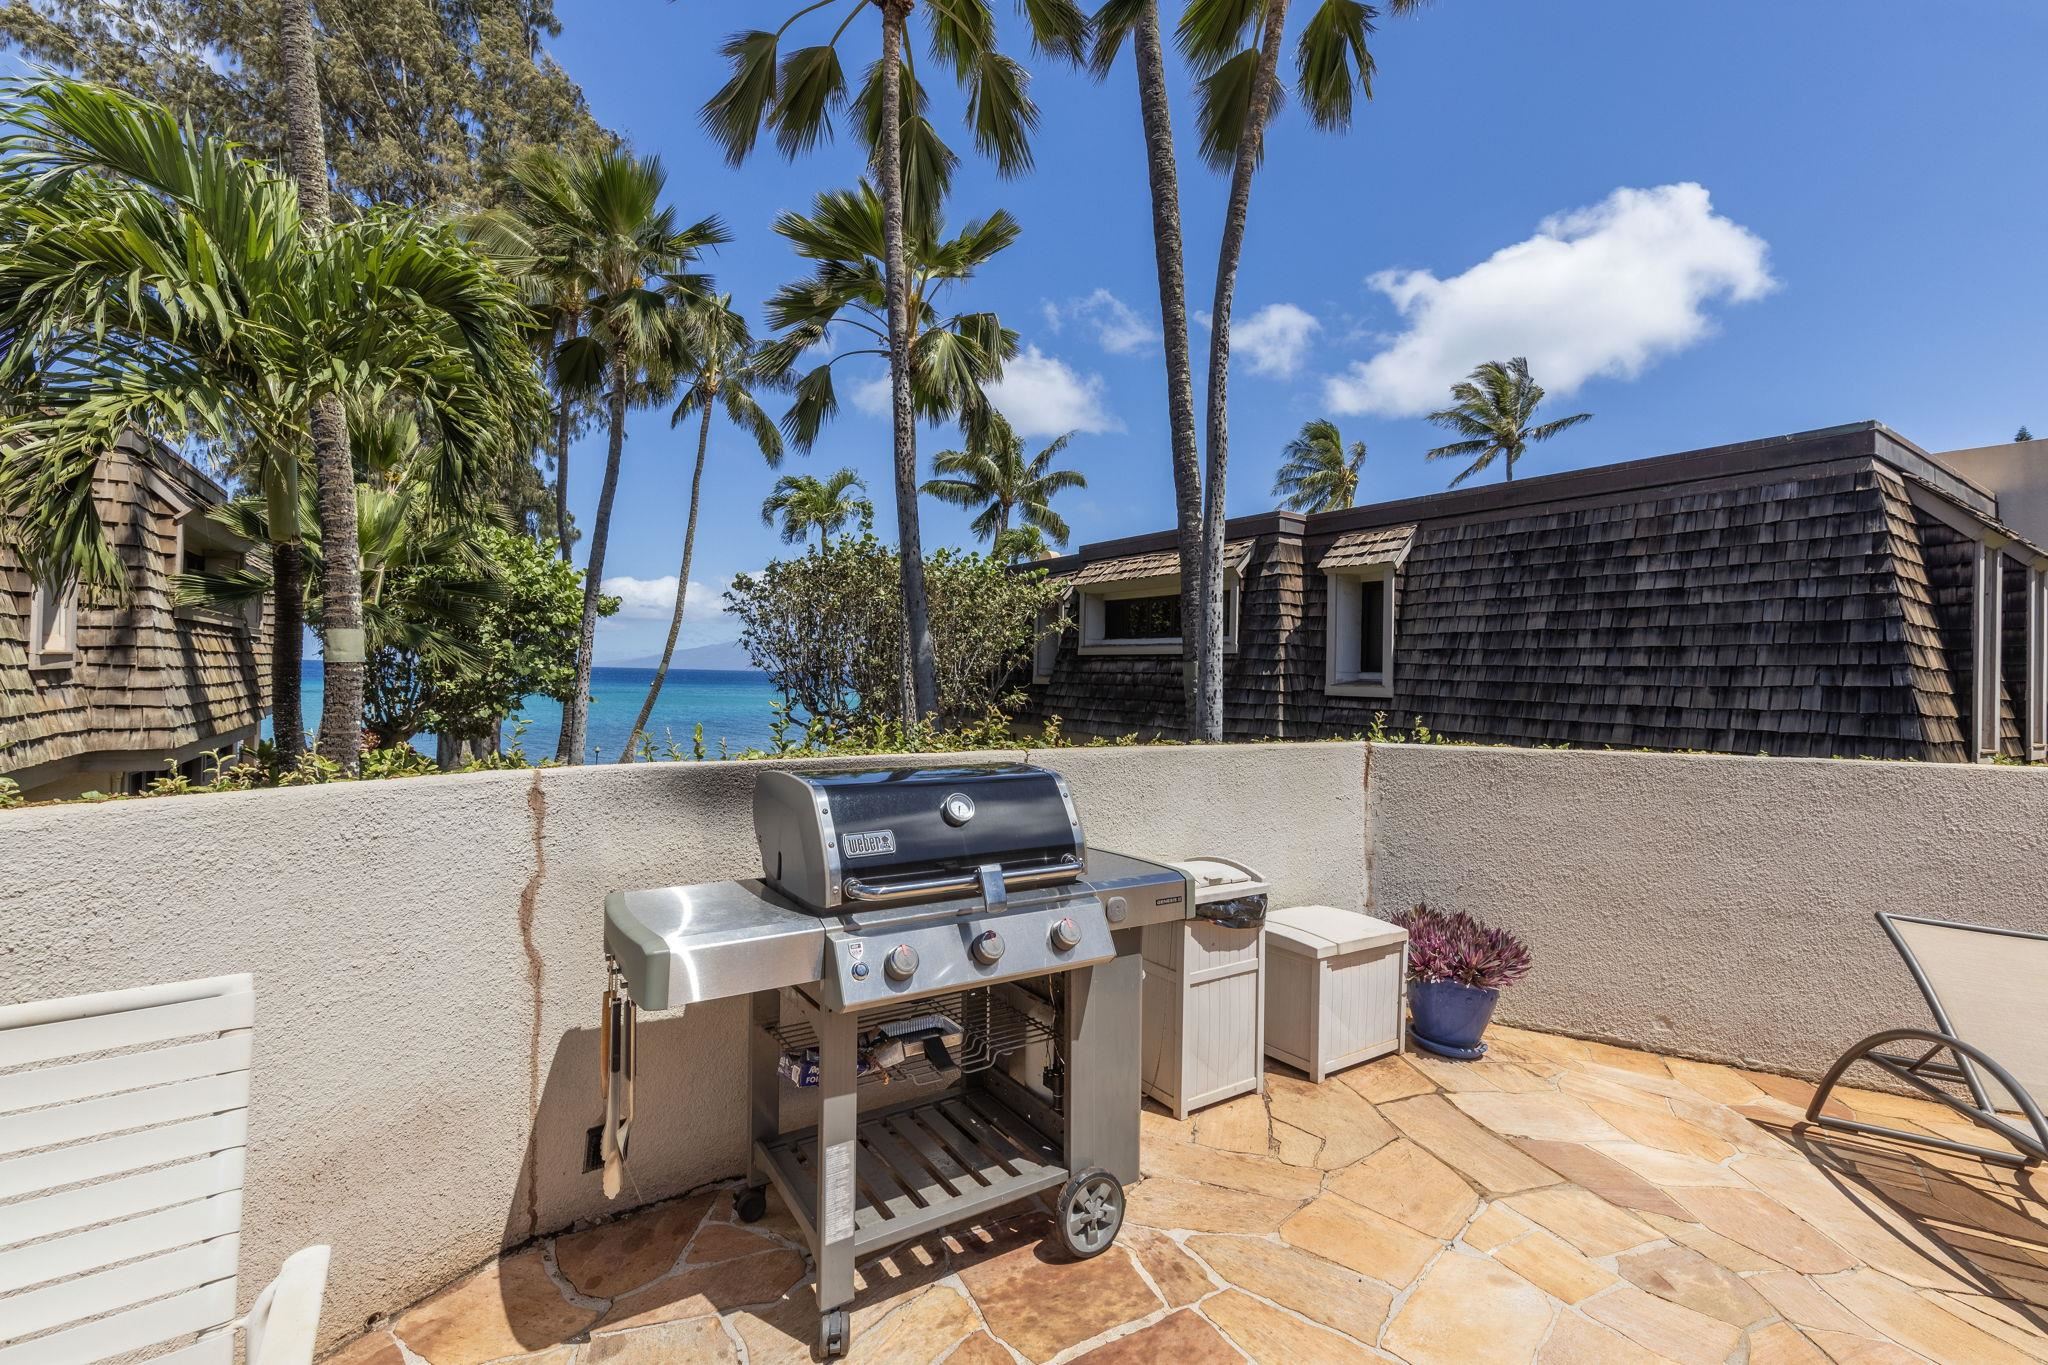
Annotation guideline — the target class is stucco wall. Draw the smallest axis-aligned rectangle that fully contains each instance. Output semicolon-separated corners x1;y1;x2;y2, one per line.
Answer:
1366;743;2048;1077
0;742;1366;1347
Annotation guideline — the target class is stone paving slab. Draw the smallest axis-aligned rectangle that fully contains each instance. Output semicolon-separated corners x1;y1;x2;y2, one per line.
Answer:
327;1027;2048;1364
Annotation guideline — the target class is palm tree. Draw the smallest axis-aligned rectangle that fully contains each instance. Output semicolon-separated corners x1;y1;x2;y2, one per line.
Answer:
1273;419;1366;512
702;0;1087;723
1095;0;1428;740
0;78;544;762
924;417;1086;548
278;0;371;768
620;294;785;761
761;470;872;549
1424;357;1592;487
498;147;727;765
1089;0;1204;728
993;524;1054;563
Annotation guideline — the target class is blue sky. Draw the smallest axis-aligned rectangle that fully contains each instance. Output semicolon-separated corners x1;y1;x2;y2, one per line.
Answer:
547;0;2048;661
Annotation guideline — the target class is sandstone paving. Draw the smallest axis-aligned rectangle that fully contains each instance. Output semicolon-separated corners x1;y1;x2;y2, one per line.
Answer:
1615;1243;1772;1326
334;1034;2048;1365
1202;1287;1380;1364
1323;1137;1479;1239
1583;1285;1745;1365
1280;1188;1443;1287
1183;1232;1393;1343
1501;1186;1660;1258
1533;1312;1673;1365
1492;1227;1619;1303
1383;1251;1555;1365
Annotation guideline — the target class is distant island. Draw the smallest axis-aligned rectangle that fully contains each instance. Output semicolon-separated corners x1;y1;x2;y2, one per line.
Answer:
601;640;759;672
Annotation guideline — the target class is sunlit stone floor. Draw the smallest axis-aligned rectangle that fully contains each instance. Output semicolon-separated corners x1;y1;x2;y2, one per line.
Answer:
325;1026;2048;1364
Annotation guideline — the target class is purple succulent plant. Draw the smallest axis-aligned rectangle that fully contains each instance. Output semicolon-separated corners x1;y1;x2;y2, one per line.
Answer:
1393;903;1532;992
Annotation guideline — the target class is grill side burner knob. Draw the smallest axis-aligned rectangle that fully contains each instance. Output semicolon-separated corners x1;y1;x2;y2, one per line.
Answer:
884;944;918;982
970;929;1006;966
1049;917;1082;952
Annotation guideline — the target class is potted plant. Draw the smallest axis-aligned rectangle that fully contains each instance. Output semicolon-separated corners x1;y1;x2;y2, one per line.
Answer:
1393;904;1532;1060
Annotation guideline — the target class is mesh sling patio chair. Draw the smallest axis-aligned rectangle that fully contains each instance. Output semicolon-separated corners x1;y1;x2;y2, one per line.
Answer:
0;974;331;1364
1806;912;2048;1168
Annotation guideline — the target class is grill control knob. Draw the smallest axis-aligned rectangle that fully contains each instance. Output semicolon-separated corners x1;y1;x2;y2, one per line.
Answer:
1049;917;1082;952
884;944;918;982
941;792;976;826
970;929;1006;966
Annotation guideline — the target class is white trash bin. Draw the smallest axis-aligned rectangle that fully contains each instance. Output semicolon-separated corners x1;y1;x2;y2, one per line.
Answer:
1140;857;1270;1119
1264;906;1408;1082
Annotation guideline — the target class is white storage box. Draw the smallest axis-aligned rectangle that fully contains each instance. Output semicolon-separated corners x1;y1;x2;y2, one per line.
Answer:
1264;906;1407;1082
1141;857;1270;1119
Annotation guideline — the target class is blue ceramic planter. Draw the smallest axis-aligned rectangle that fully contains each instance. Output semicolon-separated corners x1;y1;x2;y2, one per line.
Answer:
1409;980;1500;1060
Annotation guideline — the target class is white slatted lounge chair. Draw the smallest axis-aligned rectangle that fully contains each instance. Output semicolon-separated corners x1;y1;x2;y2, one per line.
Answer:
0;974;330;1364
1808;912;2048;1168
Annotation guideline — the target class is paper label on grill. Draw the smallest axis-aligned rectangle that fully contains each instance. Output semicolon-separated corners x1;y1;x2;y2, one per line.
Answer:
823;1143;856;1242
843;829;896;858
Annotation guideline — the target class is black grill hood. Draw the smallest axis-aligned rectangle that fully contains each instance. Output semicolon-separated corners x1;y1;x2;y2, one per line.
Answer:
754;765;1085;912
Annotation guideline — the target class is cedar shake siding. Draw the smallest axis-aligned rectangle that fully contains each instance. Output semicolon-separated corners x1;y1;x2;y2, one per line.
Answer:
1;433;267;799
1022;423;2044;763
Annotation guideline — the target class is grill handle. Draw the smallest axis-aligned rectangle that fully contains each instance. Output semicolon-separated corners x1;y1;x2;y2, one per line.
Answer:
842;855;1083;906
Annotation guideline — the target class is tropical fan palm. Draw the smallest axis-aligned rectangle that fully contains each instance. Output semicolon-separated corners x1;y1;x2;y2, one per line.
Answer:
496;146;728;763
1272;418;1365;512
620;293;787;761
923;415;1085;546
761;183;1020;451
762;469;872;548
0;76;546;757
701;0;1086;723
1424;357;1591;486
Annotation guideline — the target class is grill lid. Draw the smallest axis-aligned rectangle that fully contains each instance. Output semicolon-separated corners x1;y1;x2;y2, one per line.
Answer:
754;765;1086;912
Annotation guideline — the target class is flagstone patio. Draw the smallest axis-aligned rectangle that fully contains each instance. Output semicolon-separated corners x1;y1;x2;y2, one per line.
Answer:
324;1027;2048;1364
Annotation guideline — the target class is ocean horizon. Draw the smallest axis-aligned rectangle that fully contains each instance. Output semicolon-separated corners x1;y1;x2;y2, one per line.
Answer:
277;663;782;762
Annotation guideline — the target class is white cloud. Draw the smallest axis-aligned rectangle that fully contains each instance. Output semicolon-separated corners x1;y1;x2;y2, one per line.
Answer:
849;371;892;418
1043;288;1159;355
600;575;731;622
1232;303;1321;378
986;346;1122;437
1324;182;1776;418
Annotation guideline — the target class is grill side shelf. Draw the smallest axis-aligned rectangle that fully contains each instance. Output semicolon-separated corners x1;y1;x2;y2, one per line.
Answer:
757;1091;1068;1255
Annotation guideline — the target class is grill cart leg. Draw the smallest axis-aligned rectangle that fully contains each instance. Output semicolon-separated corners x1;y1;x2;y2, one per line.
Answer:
740;990;779;1220
1063;933;1144;1185
813;1007;859;1360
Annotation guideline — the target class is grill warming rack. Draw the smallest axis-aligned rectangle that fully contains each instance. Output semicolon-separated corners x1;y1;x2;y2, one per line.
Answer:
767;988;1055;1089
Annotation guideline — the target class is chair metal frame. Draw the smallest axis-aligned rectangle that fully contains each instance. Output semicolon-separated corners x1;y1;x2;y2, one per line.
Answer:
1806;912;2048;1168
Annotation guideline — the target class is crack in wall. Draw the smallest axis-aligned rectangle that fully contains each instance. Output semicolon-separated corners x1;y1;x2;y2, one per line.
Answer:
518;767;548;1238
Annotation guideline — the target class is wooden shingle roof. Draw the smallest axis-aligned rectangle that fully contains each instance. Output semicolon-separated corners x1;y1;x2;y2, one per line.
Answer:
1061;539;1252;588
1317;524;1414;570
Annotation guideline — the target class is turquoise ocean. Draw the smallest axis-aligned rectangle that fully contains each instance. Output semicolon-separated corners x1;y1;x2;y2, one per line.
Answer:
282;663;781;762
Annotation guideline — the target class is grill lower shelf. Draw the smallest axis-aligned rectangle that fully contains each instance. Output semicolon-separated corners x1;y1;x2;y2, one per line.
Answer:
757;1090;1068;1253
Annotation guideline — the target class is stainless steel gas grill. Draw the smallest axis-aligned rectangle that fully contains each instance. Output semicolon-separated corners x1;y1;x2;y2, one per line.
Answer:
601;764;1192;1361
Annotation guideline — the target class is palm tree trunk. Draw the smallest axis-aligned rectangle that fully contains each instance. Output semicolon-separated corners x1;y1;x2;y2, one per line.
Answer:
279;0;366;773
1196;0;1288;744
877;0;939;724
1132;0;1207;739
553;375;573;561
620;399;713;762
559;356;628;764
270;540;305;761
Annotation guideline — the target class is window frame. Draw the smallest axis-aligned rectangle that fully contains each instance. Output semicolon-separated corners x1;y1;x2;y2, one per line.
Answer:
28;575;80;670
1324;563;1396;698
1076;571;1240;657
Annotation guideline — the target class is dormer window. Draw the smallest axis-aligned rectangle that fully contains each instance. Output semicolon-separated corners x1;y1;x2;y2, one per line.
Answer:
29;575;79;670
1066;542;1251;657
1319;525;1414;699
